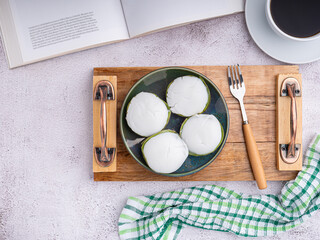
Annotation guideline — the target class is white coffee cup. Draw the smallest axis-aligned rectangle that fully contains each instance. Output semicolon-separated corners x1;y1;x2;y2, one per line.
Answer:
265;0;320;41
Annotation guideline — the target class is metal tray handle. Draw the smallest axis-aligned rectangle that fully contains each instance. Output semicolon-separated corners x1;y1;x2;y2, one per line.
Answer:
93;80;116;167
280;77;301;164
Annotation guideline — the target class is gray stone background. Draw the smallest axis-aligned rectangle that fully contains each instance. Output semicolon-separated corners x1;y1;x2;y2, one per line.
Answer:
1;13;320;240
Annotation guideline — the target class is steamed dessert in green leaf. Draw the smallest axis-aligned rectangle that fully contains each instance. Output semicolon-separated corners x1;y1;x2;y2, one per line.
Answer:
141;130;188;174
180;114;223;156
166;75;210;117
126;92;170;137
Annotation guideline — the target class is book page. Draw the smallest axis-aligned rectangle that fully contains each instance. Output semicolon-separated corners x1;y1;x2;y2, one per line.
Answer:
0;0;23;68
121;0;244;37
8;0;128;62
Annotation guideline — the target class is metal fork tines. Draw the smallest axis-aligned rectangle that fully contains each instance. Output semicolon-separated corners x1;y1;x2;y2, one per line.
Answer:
227;64;248;124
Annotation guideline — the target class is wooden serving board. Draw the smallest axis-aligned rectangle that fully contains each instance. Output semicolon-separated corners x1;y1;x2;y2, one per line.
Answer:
93;65;300;181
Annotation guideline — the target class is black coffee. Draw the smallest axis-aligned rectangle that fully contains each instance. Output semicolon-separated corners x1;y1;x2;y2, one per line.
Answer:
270;0;320;38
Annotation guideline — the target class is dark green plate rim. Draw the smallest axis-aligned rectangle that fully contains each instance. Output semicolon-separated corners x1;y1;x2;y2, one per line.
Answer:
119;66;230;177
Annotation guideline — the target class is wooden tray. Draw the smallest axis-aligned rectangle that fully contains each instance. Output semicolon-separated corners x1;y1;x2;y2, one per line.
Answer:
93;65;300;181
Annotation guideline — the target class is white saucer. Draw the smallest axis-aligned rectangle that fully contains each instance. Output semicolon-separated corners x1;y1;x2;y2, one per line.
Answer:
245;0;320;64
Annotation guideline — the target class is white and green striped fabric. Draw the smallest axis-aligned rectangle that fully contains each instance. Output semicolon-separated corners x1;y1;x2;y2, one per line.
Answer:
119;134;320;239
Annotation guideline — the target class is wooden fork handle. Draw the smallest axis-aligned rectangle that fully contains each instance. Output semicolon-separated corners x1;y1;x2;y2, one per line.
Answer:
243;123;267;190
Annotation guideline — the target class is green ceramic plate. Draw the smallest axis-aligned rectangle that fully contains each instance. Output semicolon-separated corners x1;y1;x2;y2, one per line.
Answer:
120;67;230;177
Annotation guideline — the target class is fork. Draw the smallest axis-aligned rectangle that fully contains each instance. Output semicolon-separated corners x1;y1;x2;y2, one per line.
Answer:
227;65;267;190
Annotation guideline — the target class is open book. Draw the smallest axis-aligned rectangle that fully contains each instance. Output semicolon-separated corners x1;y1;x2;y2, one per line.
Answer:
0;0;244;68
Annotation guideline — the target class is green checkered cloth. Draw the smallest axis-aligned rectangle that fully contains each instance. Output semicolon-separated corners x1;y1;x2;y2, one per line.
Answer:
119;134;320;239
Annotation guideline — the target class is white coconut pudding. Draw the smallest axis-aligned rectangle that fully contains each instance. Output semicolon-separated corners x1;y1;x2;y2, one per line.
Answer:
142;130;189;174
166;75;210;117
180;114;223;156
126;92;170;137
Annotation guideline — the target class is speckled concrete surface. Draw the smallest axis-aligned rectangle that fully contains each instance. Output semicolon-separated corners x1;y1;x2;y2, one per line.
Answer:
0;13;320;240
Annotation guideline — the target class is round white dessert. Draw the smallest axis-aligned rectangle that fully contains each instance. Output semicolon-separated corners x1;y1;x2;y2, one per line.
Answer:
166;75;210;117
142;130;188;174
180;114;223;156
126;92;170;137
